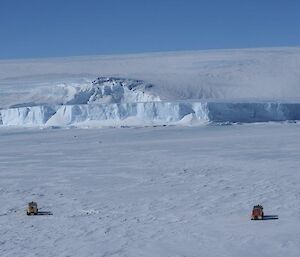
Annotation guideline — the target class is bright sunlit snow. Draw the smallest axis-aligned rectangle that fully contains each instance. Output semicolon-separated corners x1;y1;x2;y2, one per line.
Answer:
1;47;300;257
1;124;300;257
1;47;300;128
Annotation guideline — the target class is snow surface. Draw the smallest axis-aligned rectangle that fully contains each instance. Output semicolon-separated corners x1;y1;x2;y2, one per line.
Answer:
1;47;300;256
0;77;160;110
1;47;300;105
1;124;300;257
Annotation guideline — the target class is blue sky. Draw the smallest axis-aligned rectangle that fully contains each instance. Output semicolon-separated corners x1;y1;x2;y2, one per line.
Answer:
0;0;300;59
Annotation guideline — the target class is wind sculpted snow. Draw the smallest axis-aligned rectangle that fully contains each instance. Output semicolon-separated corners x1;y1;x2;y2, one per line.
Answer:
0;124;300;257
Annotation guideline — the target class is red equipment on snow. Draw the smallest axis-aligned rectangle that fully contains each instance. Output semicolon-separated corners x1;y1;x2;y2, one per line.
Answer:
251;205;264;220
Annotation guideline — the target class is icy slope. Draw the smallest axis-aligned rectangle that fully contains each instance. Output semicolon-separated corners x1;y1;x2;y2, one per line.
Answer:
2;47;300;103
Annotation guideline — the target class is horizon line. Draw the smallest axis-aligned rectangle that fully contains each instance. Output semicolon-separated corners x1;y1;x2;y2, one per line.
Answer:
1;45;300;62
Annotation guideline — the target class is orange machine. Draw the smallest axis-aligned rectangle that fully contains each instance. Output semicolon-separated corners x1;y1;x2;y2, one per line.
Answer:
251;205;264;220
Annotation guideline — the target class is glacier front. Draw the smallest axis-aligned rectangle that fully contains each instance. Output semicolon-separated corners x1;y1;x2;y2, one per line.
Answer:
1;101;300;128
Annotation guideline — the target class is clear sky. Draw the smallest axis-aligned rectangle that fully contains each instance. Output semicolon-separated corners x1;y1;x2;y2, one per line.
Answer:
0;0;300;59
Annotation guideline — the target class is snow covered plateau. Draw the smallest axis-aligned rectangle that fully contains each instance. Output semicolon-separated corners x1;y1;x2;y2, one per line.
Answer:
1;47;300;257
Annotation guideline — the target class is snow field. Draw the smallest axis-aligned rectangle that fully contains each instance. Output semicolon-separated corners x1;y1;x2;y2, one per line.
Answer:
0;124;300;257
2;47;300;101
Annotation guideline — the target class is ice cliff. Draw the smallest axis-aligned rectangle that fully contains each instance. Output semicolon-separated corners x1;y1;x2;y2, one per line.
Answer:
1;101;300;127
1;76;300;128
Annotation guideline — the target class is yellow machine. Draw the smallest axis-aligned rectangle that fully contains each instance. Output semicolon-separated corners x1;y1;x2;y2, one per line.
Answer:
27;202;38;215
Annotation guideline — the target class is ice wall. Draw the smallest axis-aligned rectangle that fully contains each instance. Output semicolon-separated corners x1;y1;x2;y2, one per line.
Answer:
0;106;57;126
207;102;300;122
45;102;208;126
0;102;208;127
1;101;300;128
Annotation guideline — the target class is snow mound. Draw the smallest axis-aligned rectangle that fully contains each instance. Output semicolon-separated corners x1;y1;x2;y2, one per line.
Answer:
2;101;300;128
5;77;160;109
